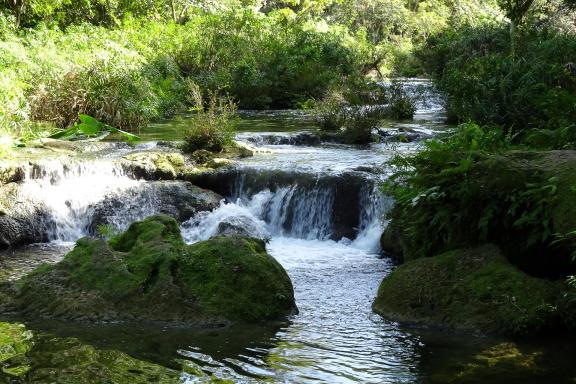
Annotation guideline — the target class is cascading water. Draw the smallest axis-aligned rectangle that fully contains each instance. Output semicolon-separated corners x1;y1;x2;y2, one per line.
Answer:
15;159;202;243
182;169;387;250
0;79;468;383
19;159;142;241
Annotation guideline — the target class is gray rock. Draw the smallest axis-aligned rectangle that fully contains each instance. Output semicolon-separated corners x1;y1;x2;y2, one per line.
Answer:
216;215;268;239
0;183;54;248
89;181;222;233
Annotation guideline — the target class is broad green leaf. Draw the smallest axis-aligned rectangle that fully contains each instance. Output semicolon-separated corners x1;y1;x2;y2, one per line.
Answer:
49;126;79;139
78;114;102;127
76;122;101;136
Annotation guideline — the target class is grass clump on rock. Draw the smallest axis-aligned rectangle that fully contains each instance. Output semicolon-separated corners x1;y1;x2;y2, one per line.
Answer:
13;215;296;325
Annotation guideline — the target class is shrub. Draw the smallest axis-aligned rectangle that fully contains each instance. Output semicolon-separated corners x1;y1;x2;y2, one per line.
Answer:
384;122;576;278
182;81;238;153
419;26;576;136
313;79;417;143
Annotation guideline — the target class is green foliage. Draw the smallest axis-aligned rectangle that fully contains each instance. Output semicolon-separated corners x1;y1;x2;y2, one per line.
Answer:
182;82;238;153
384;123;566;266
313;79;417;144
49;114;140;141
95;223;118;240
419;25;576;143
0;0;504;141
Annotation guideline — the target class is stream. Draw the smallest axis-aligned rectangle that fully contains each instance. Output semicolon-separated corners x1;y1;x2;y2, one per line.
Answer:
1;80;576;383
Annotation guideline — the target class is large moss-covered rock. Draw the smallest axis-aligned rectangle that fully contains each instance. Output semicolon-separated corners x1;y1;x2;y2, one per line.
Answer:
12;215;296;325
373;245;574;335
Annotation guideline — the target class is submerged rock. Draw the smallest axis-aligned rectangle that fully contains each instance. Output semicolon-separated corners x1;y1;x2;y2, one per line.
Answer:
373;244;575;336
10;215;296;325
0;321;180;382
0;322;33;378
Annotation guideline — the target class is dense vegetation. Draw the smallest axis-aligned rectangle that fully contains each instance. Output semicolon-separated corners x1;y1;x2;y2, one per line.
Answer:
382;0;576;316
0;0;501;150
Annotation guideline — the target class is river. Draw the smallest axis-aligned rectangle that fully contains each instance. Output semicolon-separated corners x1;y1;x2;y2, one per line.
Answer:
1;81;575;383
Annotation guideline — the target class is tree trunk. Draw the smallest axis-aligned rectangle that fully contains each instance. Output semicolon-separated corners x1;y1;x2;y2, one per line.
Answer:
170;0;177;23
509;19;517;58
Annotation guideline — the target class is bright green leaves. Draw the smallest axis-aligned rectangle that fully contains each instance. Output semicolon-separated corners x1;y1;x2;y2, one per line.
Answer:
49;114;141;142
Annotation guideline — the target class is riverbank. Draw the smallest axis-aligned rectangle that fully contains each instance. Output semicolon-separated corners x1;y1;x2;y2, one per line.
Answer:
376;127;576;338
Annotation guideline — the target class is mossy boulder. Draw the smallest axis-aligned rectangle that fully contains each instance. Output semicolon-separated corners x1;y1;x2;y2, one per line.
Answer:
122;152;189;180
12;215;296;325
373;244;575;335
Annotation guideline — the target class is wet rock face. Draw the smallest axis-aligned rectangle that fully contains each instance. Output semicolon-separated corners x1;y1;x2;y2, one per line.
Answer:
375;127;433;143
88;181;222;233
0;184;54;248
0;163;26;185
10;215;296;325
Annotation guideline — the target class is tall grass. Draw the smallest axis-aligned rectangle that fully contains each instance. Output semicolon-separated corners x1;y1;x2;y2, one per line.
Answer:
0;11;370;139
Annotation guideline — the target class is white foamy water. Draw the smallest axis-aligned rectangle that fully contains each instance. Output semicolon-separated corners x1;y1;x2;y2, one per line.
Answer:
20;159;142;242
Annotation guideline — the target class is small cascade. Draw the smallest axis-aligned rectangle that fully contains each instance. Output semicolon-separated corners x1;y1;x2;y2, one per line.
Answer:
352;184;393;252
183;167;390;252
20;159;141;241
14;159;201;243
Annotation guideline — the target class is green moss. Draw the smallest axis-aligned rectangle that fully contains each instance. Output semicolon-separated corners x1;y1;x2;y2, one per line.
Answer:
123;152;188;180
176;236;295;322
373;245;566;335
427;342;573;384
14;215;296;325
0;322;33;377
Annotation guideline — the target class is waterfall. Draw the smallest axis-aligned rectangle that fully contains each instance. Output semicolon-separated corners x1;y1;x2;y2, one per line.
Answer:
19;159;141;241
9;156;389;253
182;169;389;252
14;159;196;243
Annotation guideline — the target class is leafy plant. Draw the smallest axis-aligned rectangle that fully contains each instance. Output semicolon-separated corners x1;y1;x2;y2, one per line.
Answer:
383;122;562;263
49;114;140;141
